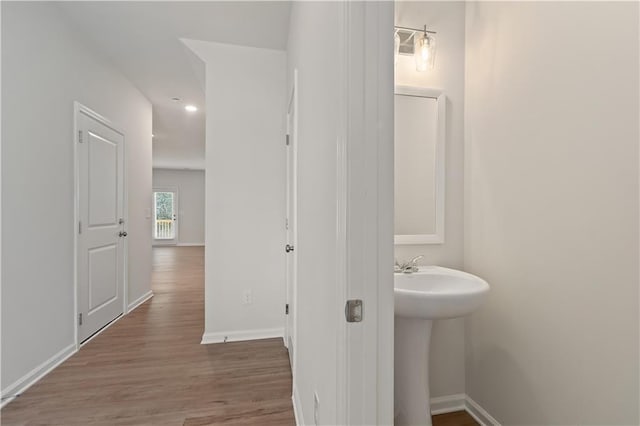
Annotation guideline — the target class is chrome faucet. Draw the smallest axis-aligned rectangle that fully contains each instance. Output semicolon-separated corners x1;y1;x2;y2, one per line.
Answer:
394;255;424;273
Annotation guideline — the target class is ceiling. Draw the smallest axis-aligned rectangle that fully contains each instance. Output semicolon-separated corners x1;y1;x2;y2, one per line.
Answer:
57;1;292;170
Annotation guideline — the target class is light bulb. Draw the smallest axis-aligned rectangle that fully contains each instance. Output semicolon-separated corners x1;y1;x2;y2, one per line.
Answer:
414;32;436;72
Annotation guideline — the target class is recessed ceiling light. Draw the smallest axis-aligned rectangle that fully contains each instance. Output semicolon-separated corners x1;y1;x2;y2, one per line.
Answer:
185;105;198;112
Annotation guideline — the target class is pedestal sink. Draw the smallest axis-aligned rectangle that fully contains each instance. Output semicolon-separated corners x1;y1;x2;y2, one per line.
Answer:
394;266;490;426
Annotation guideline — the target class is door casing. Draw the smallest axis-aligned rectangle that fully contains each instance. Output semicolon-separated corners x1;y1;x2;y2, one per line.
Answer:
73;102;129;349
285;69;299;377
337;2;395;424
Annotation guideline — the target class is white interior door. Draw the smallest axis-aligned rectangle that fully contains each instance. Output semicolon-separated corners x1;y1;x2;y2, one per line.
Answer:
285;71;298;372
153;188;178;245
77;108;125;343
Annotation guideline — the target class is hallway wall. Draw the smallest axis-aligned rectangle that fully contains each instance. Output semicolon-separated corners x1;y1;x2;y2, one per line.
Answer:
183;39;286;342
1;2;152;396
152;169;205;246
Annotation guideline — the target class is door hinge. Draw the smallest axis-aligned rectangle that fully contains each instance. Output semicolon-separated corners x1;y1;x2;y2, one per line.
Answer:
285;304;289;315
78;221;82;234
285;218;289;230
345;299;363;323
78;313;83;326
78;130;83;143
286;134;290;146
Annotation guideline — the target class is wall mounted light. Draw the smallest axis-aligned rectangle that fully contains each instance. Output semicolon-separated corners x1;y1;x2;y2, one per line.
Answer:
185;105;198;112
394;25;437;72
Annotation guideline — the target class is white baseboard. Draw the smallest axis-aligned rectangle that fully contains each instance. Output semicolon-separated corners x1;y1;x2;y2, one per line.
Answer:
292;386;303;426
430;393;466;415
1;343;76;409
201;327;284;344
426;393;499;426
176;243;204;247
465;395;501;426
127;290;154;313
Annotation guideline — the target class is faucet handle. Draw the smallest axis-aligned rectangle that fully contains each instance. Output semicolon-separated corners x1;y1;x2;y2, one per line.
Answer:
409;255;424;265
394;259;403;273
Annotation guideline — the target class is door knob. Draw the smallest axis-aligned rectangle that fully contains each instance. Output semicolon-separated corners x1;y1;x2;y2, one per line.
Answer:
285;244;294;253
119;231;128;237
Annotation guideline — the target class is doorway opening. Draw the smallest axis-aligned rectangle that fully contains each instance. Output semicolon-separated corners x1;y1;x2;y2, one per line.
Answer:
74;102;127;346
153;188;179;245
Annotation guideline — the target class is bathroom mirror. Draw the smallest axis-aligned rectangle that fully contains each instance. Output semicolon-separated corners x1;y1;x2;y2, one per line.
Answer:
394;86;446;245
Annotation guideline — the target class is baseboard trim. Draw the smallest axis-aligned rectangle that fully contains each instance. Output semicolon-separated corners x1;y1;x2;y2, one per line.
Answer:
153;243;204;247
1;343;76;409
430;393;466;415
465;395;501;426
292;386;303;426
127;290;154;313
201;328;284;344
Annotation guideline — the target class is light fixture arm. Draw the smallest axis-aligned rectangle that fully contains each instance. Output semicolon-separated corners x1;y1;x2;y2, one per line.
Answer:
394;25;436;35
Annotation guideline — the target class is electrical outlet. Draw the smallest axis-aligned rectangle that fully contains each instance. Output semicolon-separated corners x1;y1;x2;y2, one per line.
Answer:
313;392;320;426
242;290;252;305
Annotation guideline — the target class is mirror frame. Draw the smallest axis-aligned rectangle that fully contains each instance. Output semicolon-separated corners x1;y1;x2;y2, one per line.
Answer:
394;86;446;245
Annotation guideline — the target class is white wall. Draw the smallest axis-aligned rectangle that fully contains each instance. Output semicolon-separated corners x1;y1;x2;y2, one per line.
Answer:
395;1;466;398
286;3;341;424
1;2;152;393
152;169;205;246
465;2;639;424
183;40;286;341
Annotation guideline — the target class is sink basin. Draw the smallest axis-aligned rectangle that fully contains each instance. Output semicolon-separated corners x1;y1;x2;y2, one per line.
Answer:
394;266;489;426
394;266;490;320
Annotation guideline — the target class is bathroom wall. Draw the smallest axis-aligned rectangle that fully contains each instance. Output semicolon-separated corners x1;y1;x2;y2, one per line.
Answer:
152;168;205;246
395;1;466;398
465;2;639;424
182;39;286;342
2;1;152;394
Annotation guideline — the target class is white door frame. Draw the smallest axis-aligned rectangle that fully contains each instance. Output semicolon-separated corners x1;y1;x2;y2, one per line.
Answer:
73;102;129;350
285;69;299;377
152;186;179;245
337;2;394;424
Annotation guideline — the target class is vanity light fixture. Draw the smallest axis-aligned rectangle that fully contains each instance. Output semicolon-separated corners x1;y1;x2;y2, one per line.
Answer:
394;25;437;72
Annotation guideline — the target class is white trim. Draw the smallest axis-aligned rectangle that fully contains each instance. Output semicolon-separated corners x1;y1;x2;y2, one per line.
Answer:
1;343;76;409
200;328;284;345
284;67;299;381
127;290;154;312
292;386;303;426
394;86;447;246
152;166;205;171
73;102;128;349
465;395;501;426
430;393;466;415
340;2;395;424
153;243;204;247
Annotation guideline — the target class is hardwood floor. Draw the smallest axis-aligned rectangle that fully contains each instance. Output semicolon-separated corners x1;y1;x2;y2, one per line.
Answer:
432;411;479;426
2;247;295;426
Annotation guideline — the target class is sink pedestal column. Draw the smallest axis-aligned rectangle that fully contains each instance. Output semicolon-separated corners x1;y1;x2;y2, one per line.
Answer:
394;317;433;426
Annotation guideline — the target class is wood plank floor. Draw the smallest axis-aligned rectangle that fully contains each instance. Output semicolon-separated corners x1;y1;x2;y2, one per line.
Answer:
2;247;295;426
432;411;479;426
